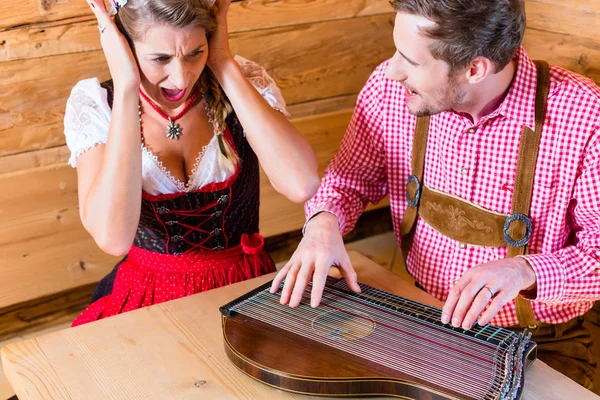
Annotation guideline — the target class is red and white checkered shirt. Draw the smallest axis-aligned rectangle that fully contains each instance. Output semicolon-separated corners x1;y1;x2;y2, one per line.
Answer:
306;48;600;327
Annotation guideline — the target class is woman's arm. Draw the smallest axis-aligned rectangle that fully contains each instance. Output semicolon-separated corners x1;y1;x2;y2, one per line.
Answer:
74;0;143;256
213;61;320;203
208;0;319;203
75;87;142;256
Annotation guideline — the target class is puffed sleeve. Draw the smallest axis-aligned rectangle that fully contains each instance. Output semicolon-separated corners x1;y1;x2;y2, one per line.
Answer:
234;55;290;117
63;78;112;168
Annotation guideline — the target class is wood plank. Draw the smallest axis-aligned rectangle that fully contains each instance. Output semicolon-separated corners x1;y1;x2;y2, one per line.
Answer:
0;0;391;35
0;253;441;400
0;145;70;176
0;284;96;342
0;16;99;62
523;28;600;84
0;207;392;342
228;0;391;33
1;225;121;310
3;252;598;400
525;0;600;42
0;109;388;309
0;95;358;176
0;14;395;156
0;320;74;400
259;110;351;237
3;0;599;62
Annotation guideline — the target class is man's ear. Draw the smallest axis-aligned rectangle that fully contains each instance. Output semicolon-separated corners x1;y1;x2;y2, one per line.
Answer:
464;57;495;85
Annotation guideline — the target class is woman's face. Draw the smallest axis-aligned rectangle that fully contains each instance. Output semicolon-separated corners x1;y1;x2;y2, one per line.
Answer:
134;23;209;110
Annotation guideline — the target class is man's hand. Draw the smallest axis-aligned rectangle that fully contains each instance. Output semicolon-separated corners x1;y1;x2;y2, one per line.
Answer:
270;213;361;308
441;257;537;329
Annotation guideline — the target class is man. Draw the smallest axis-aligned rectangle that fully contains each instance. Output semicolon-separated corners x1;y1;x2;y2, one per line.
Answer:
271;0;600;389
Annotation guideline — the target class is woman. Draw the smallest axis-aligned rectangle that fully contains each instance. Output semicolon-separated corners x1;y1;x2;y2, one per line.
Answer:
64;0;319;326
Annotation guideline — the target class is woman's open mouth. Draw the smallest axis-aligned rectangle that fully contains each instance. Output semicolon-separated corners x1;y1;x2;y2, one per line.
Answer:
161;87;186;102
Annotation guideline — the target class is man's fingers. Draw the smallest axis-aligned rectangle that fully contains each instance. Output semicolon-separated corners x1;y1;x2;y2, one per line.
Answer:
270;261;292;293
338;256;360;293
441;276;470;324
310;266;329;308
288;262;314;308
279;262;301;305
450;280;487;328
478;292;510;326
461;286;496;330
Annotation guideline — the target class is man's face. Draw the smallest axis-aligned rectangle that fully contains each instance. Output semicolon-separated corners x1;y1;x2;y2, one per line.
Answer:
386;12;466;117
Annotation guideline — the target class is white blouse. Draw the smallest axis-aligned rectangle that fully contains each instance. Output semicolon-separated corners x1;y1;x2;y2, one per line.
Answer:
64;55;289;195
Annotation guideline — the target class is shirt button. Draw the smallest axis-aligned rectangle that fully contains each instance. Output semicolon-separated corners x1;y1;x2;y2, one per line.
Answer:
459;243;467;249
467;127;476;134
460;167;469;175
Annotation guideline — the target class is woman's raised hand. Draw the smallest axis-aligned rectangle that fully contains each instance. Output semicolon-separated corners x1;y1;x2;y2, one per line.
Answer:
86;0;140;91
207;0;234;71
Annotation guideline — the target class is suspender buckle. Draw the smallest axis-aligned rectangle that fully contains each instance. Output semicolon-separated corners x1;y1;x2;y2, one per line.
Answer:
503;213;532;247
406;174;422;208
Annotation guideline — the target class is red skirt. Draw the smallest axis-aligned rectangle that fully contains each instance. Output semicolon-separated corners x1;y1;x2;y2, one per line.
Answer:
72;233;274;326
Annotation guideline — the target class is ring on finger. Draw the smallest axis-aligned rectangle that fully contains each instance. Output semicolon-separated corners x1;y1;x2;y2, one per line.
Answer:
98;25;107;33
482;286;495;298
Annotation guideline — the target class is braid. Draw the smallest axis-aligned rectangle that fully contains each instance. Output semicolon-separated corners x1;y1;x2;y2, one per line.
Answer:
199;68;240;174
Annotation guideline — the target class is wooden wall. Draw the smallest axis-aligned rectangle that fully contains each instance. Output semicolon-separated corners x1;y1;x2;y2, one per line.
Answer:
0;0;599;338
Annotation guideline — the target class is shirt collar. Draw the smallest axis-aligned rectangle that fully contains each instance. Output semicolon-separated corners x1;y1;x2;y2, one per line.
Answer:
495;47;538;131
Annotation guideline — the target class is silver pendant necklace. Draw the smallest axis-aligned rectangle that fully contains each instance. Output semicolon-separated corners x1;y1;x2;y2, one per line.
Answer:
166;117;183;140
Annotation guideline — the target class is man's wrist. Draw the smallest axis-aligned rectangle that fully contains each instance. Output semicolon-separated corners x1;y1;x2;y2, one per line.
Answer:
518;258;537;293
305;212;340;235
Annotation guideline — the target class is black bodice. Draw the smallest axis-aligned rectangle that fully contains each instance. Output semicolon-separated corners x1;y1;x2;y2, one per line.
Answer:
101;80;260;255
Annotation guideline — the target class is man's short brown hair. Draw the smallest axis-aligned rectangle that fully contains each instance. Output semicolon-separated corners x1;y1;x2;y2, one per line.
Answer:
391;0;526;72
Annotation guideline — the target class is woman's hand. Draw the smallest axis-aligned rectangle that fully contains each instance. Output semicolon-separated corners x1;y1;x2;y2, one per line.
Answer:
86;0;140;91
207;0;235;71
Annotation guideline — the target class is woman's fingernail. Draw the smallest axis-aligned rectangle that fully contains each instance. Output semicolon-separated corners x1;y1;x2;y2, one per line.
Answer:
452;317;460;327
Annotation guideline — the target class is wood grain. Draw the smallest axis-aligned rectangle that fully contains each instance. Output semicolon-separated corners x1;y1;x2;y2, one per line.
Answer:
0;96;358;176
523;28;600;84
0;208;393;342
0;14;395;157
2;251;598;400
525;0;600;42
0;1;393;61
3;0;598;62
0;109;389;309
0;0;392;33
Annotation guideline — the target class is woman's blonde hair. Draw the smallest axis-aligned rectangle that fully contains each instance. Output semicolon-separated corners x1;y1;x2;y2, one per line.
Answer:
116;0;240;173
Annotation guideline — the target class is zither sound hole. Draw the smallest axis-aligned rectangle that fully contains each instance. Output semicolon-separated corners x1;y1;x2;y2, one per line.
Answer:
312;310;375;340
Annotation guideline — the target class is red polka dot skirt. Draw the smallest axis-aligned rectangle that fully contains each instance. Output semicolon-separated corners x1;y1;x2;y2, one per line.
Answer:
72;233;274;326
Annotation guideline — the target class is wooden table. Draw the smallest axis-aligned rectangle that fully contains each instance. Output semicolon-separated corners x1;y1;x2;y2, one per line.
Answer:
2;251;599;400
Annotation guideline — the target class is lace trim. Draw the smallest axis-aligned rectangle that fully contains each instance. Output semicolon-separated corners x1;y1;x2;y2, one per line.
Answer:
68;140;107;167
141;141;211;193
272;107;288;116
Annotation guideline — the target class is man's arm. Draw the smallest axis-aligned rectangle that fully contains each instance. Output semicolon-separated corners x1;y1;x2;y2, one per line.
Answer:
520;129;600;304
270;64;391;307
444;128;600;330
